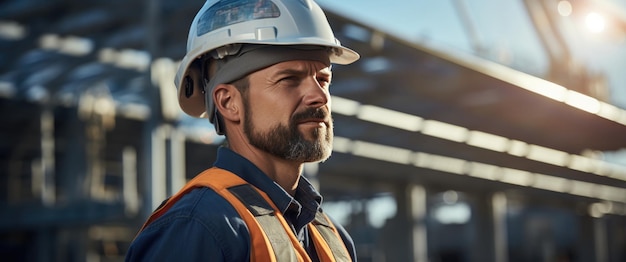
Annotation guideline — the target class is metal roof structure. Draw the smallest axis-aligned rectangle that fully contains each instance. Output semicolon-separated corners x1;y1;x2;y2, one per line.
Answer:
317;12;626;206
1;0;626;260
1;0;626;206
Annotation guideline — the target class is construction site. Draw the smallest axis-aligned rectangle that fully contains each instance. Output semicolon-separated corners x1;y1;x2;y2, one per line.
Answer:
1;0;625;261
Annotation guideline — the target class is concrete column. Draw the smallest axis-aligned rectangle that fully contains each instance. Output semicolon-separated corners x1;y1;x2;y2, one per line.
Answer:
145;125;168;214
123;147;140;215
40;109;56;205
594;217;608;262
409;184;428;262
380;182;428;262
169;128;186;194
469;192;499;262
492;192;509;262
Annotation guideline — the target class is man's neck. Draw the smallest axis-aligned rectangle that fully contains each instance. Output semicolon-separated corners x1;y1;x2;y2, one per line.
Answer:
229;142;303;196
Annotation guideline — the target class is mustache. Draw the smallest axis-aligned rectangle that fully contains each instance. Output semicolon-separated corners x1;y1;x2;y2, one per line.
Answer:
292;107;329;122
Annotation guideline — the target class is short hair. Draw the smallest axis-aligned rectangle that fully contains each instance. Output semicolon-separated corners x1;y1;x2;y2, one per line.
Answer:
212;71;249;139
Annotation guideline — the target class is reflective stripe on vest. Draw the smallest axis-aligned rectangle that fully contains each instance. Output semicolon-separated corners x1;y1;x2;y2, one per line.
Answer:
228;184;298;261
137;167;352;262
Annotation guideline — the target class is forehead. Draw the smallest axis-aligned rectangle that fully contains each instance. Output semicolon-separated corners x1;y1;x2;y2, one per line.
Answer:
262;60;332;75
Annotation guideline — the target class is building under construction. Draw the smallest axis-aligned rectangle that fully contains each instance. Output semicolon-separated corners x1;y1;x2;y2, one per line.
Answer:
1;0;625;261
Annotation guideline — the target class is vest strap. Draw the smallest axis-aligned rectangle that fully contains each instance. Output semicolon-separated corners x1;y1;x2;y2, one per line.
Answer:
309;212;352;262
228;184;298;261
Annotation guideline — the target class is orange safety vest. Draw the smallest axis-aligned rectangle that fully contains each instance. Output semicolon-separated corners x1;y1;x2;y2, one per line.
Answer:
138;167;352;262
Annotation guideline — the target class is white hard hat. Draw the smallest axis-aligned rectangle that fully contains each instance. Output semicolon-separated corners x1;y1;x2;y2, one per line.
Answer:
174;0;360;125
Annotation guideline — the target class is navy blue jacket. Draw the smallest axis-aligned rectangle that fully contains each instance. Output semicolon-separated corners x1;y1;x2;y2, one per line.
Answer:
126;147;356;261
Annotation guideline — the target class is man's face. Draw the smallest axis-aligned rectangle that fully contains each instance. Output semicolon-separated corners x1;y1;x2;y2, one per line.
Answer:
242;60;333;163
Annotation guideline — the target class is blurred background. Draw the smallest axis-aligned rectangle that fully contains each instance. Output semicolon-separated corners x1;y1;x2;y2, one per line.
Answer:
1;0;626;261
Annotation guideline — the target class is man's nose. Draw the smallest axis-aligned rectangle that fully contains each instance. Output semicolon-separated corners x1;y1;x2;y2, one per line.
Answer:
302;78;329;108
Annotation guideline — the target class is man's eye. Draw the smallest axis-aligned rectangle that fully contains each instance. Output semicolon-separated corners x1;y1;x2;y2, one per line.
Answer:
318;78;331;86
279;76;300;85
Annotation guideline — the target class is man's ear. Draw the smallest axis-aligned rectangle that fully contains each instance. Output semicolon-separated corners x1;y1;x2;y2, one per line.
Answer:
213;83;241;123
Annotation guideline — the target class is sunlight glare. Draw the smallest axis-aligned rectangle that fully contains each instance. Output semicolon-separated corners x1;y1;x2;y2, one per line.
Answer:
557;1;573;17
585;12;606;33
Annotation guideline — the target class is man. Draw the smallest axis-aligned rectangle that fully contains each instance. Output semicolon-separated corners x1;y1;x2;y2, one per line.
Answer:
126;0;359;261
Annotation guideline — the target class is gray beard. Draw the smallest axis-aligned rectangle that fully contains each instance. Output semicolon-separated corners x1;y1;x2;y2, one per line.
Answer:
243;104;333;162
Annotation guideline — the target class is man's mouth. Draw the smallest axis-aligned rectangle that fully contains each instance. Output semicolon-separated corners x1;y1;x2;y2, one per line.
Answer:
293;108;330;128
298;118;328;128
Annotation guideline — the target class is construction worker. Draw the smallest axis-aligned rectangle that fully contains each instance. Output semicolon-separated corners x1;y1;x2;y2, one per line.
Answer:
125;0;359;261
